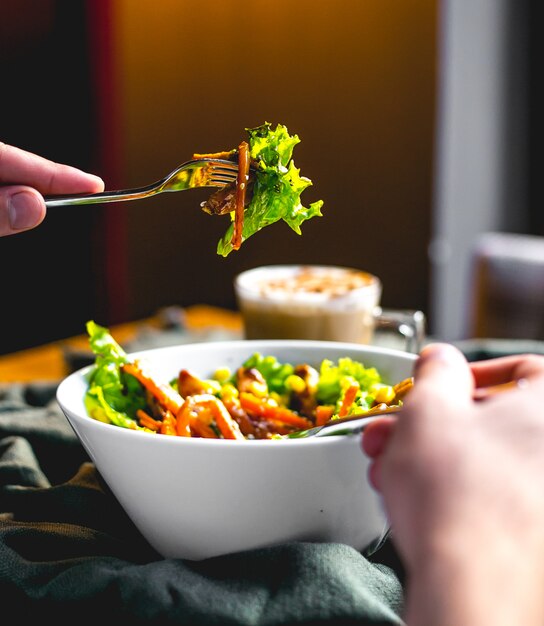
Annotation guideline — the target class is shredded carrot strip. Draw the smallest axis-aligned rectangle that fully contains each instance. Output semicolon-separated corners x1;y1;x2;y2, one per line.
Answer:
231;141;249;250
179;394;245;440
220;392;257;437
261;420;300;435
365;402;397;415
337;382;360;417
192;150;236;159
239;392;312;429
189;416;217;438
136;409;161;431
315;405;335;426
207;396;245;440
122;361;184;415
159;411;177;436
175;399;193;437
393;377;414;401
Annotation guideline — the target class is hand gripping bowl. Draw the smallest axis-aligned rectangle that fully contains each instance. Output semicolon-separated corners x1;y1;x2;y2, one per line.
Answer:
56;340;416;561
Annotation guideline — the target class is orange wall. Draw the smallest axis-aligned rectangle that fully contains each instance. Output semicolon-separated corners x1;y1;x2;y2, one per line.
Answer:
109;0;437;322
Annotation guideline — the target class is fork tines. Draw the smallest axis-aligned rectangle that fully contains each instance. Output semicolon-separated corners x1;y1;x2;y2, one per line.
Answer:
207;160;240;185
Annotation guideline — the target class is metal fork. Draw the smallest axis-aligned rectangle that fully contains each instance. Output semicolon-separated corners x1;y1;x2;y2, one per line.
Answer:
286;379;523;439
44;159;240;207
286;407;401;439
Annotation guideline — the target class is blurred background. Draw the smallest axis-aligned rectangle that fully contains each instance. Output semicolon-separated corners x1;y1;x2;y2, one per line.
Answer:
0;0;542;355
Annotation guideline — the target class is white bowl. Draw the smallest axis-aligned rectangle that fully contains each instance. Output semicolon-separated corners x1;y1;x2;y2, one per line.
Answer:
56;340;416;560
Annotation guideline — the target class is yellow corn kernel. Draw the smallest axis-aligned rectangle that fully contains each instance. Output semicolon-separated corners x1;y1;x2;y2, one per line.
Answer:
268;392;282;407
220;383;239;399
213;367;232;383
249;380;268;397
213;380;224;394
285;375;306;394
372;384;395;404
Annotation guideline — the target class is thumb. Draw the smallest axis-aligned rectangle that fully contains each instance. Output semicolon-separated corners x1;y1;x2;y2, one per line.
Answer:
411;342;474;404
0;186;46;236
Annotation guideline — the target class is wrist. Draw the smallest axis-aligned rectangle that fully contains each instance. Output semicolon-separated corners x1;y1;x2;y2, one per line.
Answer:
403;535;544;626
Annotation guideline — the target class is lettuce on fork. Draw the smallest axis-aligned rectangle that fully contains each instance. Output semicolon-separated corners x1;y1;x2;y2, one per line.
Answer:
216;122;324;256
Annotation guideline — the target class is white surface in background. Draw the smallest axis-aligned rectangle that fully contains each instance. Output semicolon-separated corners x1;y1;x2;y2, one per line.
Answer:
430;0;529;340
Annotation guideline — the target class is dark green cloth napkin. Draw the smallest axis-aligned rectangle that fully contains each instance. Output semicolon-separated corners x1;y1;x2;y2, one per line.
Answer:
0;382;405;625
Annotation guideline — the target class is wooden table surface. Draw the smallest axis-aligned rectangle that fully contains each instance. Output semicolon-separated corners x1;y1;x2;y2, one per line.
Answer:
0;305;242;383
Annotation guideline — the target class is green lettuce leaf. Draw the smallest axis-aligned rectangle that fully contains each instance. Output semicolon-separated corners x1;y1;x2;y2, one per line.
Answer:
217;122;324;256
316;357;382;407
241;352;382;417
84;321;147;429
240;352;295;395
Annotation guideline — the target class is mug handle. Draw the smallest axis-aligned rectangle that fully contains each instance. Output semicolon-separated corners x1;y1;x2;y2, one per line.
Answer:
373;307;426;353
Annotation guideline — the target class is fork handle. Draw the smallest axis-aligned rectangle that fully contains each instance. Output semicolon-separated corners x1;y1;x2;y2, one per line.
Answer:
45;183;159;207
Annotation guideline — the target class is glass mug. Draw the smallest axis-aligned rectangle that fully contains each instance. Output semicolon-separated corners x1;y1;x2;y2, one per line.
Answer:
234;265;426;353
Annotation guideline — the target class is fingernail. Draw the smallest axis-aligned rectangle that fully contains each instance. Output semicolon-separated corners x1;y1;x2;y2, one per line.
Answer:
415;343;464;376
8;191;44;230
419;343;460;362
90;174;105;189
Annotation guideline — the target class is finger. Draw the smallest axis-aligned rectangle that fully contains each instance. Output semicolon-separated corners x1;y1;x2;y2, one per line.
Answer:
367;457;383;491
410;342;474;404
0;186;46;236
0;143;104;194
470;354;544;388
361;416;396;458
